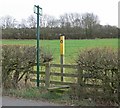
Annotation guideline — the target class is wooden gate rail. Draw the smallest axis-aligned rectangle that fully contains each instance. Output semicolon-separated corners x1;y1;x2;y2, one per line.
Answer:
30;63;103;88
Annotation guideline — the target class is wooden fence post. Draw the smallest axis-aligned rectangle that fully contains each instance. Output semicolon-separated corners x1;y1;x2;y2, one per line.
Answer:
77;66;83;84
77;66;83;99
45;62;50;88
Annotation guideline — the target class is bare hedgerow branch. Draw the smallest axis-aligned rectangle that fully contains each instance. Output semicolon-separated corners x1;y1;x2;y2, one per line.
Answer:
75;47;118;102
2;45;53;89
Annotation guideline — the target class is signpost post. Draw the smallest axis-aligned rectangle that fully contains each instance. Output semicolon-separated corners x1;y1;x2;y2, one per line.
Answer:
34;5;42;87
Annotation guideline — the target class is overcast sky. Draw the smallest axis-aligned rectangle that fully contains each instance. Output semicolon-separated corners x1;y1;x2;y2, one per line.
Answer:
0;0;119;26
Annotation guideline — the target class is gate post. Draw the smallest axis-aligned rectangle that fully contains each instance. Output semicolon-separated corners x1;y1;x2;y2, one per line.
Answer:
45;62;50;88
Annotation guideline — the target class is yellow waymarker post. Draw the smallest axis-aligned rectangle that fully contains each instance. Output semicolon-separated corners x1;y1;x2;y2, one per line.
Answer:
60;35;65;82
60;36;65;55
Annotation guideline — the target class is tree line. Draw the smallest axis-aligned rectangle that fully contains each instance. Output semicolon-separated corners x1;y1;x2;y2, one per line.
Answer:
1;13;118;39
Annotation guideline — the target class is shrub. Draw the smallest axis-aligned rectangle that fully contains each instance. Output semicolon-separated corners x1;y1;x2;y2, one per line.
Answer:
76;47;119;102
40;47;53;63
2;45;53;89
2;45;36;89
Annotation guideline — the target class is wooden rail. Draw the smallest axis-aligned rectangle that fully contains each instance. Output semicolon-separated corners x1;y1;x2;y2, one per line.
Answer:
30;63;103;88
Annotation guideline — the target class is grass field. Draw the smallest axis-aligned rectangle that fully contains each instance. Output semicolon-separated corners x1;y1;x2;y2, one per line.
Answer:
1;38;118;64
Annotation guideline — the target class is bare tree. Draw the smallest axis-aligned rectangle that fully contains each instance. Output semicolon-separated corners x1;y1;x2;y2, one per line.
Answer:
59;13;82;28
59;13;71;27
41;14;48;27
20;19;28;28
44;15;58;28
27;15;36;28
1;15;17;28
82;13;100;38
67;13;81;27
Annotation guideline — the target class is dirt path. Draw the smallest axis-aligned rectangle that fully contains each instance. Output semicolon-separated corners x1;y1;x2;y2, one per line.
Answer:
2;96;60;106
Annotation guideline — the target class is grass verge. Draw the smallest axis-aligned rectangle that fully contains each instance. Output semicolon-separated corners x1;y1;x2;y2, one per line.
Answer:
3;87;71;105
2;87;99;106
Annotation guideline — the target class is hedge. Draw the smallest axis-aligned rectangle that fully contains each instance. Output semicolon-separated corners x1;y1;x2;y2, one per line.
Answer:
76;47;119;103
2;45;53;89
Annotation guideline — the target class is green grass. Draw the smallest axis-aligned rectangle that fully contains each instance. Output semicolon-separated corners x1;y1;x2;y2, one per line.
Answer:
1;38;118;63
